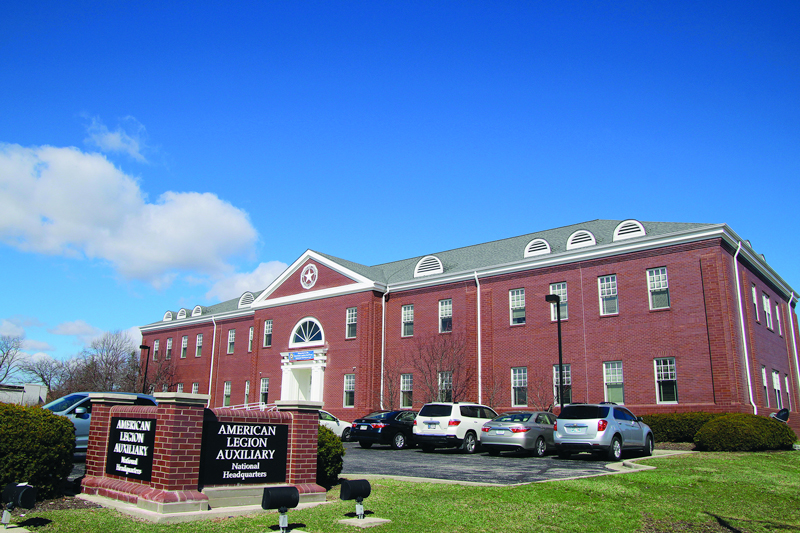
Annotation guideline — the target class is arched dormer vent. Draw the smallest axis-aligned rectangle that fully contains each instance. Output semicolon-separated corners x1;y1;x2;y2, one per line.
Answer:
177;309;187;319
566;230;596;250
163;311;173;321
192;305;203;317
613;220;646;241
414;255;444;277
238;292;255;308
524;238;551;258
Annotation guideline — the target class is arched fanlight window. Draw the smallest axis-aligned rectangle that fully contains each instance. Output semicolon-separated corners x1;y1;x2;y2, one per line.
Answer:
290;318;324;348
163;311;173;321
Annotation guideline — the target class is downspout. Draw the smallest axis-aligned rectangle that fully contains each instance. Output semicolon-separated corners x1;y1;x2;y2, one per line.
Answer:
788;293;800;410
734;242;758;414
207;316;217;405
380;289;389;410
474;272;482;405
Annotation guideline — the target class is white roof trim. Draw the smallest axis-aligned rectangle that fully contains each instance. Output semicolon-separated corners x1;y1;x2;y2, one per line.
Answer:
524;238;551;258
414;255;444;277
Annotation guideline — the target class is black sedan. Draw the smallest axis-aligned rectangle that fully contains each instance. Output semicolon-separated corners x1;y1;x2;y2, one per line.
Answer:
350;410;418;449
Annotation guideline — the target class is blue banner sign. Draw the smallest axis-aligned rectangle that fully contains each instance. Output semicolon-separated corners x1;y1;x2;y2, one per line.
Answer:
289;351;314;361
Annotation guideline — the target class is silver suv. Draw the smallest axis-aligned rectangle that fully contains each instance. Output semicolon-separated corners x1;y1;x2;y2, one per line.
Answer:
554;403;654;461
413;402;497;453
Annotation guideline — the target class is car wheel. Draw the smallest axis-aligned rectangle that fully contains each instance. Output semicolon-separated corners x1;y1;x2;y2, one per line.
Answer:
391;432;407;450
557;450;571;460
462;431;478;454
341;427;351;442
359;440;373;449
534;436;547;458
644;434;654;456
607;436;622;461
421;444;435;453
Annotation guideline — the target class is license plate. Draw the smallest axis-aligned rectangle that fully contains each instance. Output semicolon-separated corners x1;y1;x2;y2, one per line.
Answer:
494;430;506;436
427;423;437;429
566;426;584;434
360;425;369;430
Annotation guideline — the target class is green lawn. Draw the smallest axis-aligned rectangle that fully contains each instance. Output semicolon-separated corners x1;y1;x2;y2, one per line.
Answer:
14;451;800;533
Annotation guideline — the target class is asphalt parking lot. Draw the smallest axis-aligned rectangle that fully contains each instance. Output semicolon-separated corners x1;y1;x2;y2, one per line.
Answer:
340;441;653;485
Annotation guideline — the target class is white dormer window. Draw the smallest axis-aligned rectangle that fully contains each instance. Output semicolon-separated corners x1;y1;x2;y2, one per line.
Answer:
524;238;551;258
163;311;173;321
177;309;187;319
192;305;203;317
238;292;254;308
566;230;596;250
613;220;646;241
414;255;444;277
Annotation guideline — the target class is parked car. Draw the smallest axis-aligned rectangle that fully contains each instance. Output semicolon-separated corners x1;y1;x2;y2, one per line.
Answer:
413;402;498;453
350;410;418;449
554;403;654;461
481;411;557;457
319;410;352;441
42;392;157;453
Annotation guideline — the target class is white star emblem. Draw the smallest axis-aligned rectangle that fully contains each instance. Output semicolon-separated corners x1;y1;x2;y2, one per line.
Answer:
301;264;318;289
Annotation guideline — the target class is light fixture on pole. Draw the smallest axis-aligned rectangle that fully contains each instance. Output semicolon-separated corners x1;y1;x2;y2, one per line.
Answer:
544;294;564;411
139;344;151;394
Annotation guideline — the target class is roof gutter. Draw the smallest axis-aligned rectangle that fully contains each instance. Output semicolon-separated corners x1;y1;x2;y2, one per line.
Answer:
380;289;390;410
207;316;217;405
788;293;800;409
734;242;757;414
474;272;482;405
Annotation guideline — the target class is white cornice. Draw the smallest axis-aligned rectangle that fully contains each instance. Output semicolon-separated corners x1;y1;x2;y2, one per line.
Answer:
140;307;254;333
253;282;383;309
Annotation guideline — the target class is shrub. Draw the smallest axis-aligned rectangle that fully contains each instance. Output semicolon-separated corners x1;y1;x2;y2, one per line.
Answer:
0;403;75;498
317;424;345;487
641;412;725;442
694;413;797;452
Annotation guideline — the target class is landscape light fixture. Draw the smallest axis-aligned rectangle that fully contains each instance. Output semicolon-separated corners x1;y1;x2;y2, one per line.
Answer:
544;294;565;411
139;344;151;394
2;483;36;528
340;479;371;519
262;486;300;533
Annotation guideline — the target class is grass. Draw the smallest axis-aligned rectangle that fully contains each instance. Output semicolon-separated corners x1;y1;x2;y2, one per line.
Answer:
13;451;800;533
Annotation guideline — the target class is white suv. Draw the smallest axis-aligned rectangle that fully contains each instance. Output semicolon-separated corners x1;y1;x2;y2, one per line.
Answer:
413;402;497;453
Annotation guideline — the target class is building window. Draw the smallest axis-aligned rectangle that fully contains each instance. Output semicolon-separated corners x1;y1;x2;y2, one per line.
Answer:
248;326;254;352
438;371;453;402
599;275;618;315
647;268;670;310
772;371;783;410
439;299;453;333
604;361;624;404
776;305;782;336
346;307;357;339
402;305;414;337
245;380;250;406
162;384;169;392
166;338;173;360
263;319;273;347
196;333;203;357
291;318;323;347
192;382;199;394
177;383;184;393
752;284;759;322
553;364;572;404
227;329;235;354
762;366;769;407
785;375;792;411
401;373;413;408
549;283;568;320
763;294;773;330
512;367;528;407
655;358;678;403
223;381;231;407
509;289;526;325
260;377;269;404
153;340;159;361
343;374;355;407
181;336;188;358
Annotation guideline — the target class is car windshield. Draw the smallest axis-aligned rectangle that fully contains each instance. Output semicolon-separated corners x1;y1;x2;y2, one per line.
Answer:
493;413;532;423
43;393;86;413
419;404;452;417
558;405;610;419
363;411;392;420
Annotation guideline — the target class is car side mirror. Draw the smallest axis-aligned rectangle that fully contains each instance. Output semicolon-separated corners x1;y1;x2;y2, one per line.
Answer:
636;416;643;422
74;407;88;418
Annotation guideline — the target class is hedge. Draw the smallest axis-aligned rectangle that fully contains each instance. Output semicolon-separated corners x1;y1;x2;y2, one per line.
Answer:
694;413;797;452
641;412;726;442
317;424;345;488
0;403;75;498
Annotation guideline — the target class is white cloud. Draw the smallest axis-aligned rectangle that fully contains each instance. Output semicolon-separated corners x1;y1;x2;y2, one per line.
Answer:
0;319;25;337
84;116;148;162
49;320;103;345
22;339;54;352
0;143;259;288
206;261;288;302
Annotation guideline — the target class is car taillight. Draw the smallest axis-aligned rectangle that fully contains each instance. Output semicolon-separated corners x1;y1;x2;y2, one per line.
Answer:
481;426;490;432
413;419;417;426
598;420;608;432
448;419;461;426
371;423;387;429
510;426;531;433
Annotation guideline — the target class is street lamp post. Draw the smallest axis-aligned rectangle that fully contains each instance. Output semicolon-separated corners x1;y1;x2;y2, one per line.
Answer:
139;344;151;394
544;294;564;411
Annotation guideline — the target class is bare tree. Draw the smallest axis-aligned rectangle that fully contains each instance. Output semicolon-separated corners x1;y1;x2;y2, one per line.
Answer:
0;335;24;383
141;356;177;394
405;332;475;404
18;356;66;392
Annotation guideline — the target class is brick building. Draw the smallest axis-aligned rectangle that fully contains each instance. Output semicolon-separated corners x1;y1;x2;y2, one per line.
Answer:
139;219;800;431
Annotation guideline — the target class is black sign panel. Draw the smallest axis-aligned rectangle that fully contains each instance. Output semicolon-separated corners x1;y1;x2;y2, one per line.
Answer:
105;417;157;481
200;421;289;485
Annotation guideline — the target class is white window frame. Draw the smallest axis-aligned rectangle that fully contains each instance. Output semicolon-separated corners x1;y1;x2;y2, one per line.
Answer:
153;339;159;361
511;367;528;407
343;373;355;408
402;305;414;337
181;335;188;358
223;381;231;406
346;307;357;339
400;373;413;408
195;333;203;357
598;275;619;316
776;304;782;336
752;284;759;322
260;377;269;404
654;358;678;404
763;294;773;330
244;380;250;405
772;370;783;410
177;383;184;393
439;299;453;333
227;329;235;354
248;326;254;352
191;382;199;394
603;361;624;404
290;317;324;348
647;267;670;310
263;319;273;347
166;337;173;360
553;364;572;404
785;375;792;411
762;366;770;407
509;289;526;325
549;283;568;320
438;370;453;402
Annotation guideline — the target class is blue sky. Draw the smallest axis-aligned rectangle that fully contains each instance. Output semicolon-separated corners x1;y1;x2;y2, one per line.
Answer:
1;1;798;376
